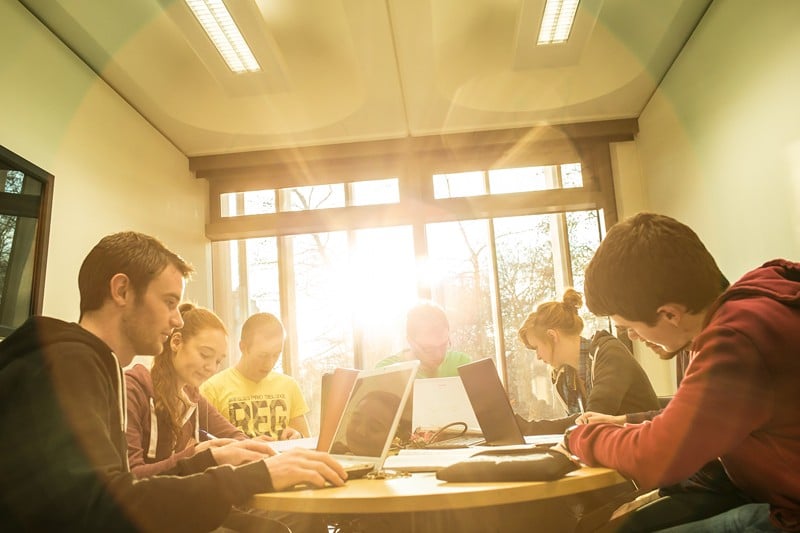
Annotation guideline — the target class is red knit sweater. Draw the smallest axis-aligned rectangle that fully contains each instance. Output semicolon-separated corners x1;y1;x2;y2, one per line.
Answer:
570;260;800;531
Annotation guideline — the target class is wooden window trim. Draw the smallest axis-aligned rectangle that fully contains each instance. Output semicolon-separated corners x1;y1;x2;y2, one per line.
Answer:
195;119;635;240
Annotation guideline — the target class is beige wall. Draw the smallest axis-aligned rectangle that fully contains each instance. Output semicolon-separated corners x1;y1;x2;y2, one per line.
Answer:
0;2;211;321
637;0;800;279
610;141;677;395
612;0;800;394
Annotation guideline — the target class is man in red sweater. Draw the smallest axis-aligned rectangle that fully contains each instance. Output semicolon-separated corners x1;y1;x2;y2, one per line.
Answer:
562;213;800;532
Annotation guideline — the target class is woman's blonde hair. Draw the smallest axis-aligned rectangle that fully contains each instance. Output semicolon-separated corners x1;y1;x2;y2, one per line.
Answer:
518;289;584;350
151;302;227;448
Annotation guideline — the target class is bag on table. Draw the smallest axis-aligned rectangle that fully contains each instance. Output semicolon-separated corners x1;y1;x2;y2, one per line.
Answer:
435;446;579;482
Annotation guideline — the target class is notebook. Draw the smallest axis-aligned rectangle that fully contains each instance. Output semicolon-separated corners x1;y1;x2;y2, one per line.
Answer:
327;360;419;478
457;357;527;446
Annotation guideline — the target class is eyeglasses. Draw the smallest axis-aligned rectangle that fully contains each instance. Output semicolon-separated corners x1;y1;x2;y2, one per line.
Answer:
409;338;450;353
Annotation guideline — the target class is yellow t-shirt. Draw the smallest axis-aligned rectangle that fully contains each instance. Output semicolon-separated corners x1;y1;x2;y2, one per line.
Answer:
200;368;309;439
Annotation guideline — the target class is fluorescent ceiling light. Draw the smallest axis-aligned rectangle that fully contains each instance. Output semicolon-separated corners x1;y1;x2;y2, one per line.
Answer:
185;0;260;73
537;0;580;45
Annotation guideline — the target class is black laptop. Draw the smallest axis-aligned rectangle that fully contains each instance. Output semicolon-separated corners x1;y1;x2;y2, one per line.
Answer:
457;357;526;446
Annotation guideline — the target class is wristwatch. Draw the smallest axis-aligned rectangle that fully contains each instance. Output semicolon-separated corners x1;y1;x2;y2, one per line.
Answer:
562;424;580;455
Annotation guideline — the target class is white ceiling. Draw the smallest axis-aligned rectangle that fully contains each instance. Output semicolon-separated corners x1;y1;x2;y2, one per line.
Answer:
20;0;711;157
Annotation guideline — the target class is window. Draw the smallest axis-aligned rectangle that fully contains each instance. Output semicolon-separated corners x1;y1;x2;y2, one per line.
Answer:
434;163;582;198
220;189;275;217
0;146;53;338
201;121;633;435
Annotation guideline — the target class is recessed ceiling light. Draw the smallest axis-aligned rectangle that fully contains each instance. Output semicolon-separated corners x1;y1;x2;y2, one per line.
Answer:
537;0;580;45
185;0;260;73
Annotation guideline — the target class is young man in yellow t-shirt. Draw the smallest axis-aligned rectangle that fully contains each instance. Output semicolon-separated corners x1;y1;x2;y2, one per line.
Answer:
201;313;310;439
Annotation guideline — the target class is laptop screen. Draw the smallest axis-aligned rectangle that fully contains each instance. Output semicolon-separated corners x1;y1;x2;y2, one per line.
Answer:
458;357;525;446
329;361;419;460
412;376;480;432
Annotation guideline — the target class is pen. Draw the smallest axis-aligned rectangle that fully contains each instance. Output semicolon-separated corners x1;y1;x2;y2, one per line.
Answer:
199;429;217;440
577;396;585;414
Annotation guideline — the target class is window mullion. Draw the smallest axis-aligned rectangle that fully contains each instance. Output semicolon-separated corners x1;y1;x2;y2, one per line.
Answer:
276;188;298;376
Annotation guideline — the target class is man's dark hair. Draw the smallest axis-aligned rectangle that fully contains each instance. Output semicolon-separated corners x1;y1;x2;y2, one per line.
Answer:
78;231;193;318
584;213;725;325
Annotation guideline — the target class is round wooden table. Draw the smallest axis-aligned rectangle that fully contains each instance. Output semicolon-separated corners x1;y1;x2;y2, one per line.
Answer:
250;467;627;514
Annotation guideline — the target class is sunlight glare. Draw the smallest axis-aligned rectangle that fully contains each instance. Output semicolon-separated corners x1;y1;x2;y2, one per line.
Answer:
348;227;417;340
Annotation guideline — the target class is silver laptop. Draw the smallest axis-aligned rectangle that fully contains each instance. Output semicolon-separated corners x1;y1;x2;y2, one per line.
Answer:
328;360;419;478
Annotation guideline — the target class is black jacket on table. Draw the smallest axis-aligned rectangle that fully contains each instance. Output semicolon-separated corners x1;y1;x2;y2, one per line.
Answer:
0;316;274;532
516;330;660;435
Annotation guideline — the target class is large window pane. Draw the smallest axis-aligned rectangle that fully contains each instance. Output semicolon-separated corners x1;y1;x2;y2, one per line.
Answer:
350;226;417;369
566;209;608;335
425;219;495;362
0;214;38;329
211;238;280;369
286;231;352;434
243;237;280;315
494;214;562;421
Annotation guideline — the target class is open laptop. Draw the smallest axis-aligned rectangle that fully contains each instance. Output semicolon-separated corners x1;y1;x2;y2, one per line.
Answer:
412;376;480;433
265;367;361;454
457;357;527;446
317;367;360;452
410;376;486;449
326;360;419;478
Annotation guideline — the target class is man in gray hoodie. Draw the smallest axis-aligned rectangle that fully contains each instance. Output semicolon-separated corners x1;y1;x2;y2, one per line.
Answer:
0;231;346;532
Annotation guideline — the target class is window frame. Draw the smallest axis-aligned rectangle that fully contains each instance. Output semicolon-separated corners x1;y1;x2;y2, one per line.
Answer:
194;120;635;379
0;146;54;337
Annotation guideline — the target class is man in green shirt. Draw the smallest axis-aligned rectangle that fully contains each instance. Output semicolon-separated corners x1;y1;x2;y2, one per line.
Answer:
376;301;471;378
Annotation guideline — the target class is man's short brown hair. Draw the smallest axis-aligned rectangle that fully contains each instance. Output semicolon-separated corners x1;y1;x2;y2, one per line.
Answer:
78;232;193;318
584;213;725;325
240;312;285;348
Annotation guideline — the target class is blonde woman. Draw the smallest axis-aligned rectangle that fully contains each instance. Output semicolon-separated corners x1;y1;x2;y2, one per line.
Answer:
515;289;660;435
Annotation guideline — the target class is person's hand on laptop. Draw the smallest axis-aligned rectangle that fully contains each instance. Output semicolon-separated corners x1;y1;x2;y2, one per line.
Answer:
264;448;348;490
209;438;277;466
